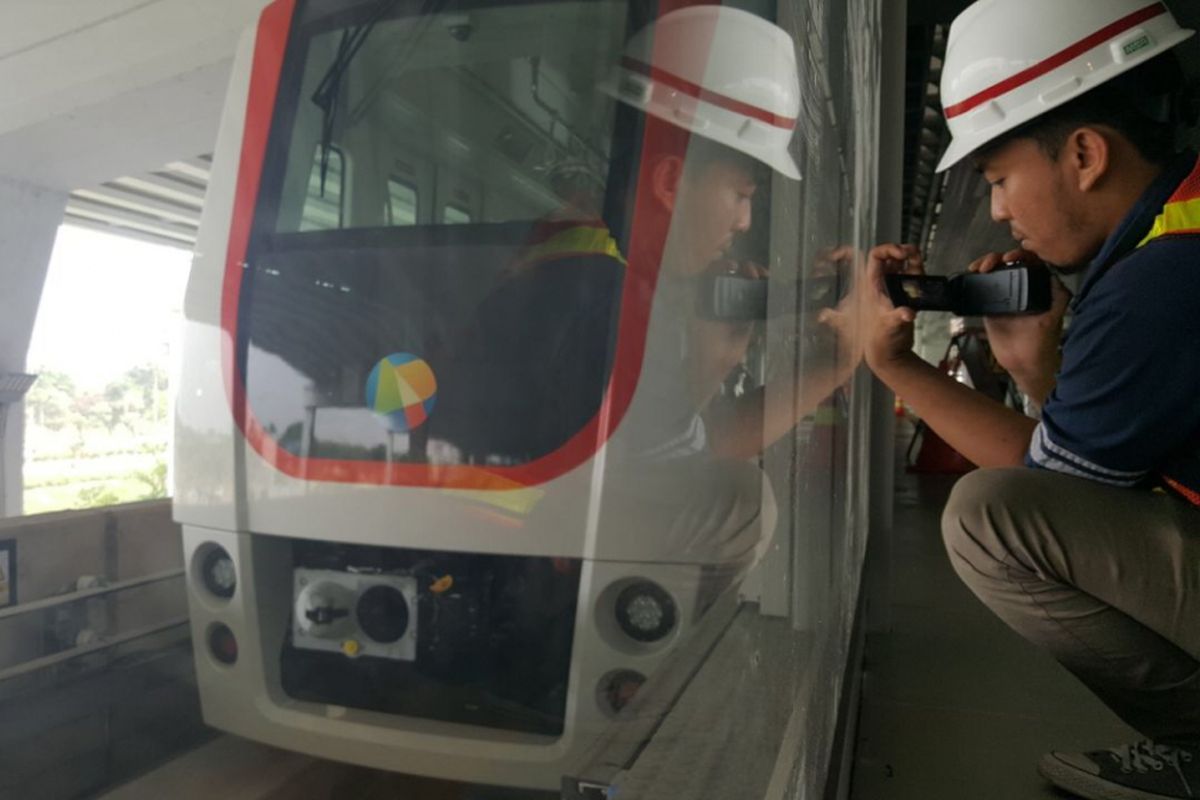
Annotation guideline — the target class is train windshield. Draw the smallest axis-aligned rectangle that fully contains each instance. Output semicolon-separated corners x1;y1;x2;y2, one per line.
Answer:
242;0;638;475
273;0;630;233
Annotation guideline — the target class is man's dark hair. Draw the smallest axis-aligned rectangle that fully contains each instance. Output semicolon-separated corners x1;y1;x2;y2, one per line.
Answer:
634;117;767;183
974;53;1189;167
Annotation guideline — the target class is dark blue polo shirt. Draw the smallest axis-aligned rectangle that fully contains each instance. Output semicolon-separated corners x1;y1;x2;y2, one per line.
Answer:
1026;151;1200;504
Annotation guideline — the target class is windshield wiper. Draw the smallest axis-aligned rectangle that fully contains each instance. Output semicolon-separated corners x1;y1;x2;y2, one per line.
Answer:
310;0;403;196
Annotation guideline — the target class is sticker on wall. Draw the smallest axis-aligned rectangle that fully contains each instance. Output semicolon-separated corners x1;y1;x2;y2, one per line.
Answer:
0;539;15;608
365;353;438;433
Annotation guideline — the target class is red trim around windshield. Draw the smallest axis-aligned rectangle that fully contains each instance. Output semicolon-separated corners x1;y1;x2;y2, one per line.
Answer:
220;0;711;490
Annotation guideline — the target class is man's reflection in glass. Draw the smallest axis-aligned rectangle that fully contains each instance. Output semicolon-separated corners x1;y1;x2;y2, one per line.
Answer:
457;7;864;580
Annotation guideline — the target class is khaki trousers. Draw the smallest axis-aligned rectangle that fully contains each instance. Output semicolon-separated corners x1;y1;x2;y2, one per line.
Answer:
942;468;1200;744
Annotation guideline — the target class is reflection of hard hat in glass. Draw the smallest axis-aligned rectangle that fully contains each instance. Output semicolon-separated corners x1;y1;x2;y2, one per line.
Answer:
535;157;607;219
543;157;605;195
605;6;802;180
937;0;1195;171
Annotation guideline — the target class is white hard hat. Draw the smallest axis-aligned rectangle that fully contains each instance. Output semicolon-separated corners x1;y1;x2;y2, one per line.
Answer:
937;0;1195;172
606;6;802;180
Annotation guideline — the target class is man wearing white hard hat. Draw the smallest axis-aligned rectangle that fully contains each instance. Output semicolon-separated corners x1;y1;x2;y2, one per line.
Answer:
609;7;868;574
603;5;851;465
863;1;1200;798
461;6;861;574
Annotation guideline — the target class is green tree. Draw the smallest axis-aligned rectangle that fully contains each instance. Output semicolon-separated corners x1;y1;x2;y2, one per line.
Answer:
133;460;168;500
126;364;166;411
76;484;121;508
102;379;135;434
24;370;75;431
66;390;111;439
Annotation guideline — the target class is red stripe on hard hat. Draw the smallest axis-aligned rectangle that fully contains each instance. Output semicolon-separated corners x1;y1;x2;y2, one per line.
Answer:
944;2;1168;119
621;57;797;131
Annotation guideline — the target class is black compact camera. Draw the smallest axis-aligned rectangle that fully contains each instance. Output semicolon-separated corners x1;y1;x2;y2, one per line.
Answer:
884;262;1052;316
698;273;846;321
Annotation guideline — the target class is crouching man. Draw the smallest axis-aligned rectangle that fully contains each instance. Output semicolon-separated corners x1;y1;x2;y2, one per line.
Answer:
864;1;1200;798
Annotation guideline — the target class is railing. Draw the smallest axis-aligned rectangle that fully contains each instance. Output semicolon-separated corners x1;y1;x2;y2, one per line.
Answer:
0;501;205;800
0;567;187;683
0;617;189;683
0;500;187;683
0;568;183;623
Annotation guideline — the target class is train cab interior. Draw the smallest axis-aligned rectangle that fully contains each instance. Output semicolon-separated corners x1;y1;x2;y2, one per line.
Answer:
245;0;652;470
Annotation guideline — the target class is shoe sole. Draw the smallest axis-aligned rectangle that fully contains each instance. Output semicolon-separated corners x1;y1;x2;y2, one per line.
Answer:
1038;753;1190;800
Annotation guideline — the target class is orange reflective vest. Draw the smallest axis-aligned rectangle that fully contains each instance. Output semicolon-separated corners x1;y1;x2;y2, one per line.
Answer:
1136;155;1200;506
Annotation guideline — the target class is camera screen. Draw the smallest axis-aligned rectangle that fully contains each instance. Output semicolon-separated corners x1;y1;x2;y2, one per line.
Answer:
896;276;949;305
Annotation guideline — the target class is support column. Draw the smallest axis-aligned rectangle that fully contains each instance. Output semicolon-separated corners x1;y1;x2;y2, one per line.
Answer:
0;178;68;517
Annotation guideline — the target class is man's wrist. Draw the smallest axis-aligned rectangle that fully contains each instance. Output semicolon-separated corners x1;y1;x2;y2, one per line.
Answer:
869;350;925;384
1007;355;1059;406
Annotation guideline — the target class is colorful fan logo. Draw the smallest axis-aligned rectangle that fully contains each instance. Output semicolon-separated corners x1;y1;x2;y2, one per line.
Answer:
365;353;438;433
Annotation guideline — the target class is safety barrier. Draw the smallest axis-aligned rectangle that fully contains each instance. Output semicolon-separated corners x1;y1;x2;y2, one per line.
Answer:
0;500;205;800
0;498;186;678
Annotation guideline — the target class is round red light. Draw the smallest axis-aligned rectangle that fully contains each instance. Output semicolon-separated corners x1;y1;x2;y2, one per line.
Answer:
208;623;238;665
599;669;646;716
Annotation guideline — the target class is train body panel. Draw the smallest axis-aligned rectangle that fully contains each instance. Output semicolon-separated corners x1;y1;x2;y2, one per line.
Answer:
183;522;719;788
173;24;256;534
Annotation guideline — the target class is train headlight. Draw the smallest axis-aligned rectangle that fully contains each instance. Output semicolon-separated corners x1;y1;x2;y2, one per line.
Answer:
615;581;676;643
199;545;236;599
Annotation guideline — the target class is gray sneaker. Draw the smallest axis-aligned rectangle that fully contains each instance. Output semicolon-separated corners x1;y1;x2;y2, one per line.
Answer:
1039;740;1200;799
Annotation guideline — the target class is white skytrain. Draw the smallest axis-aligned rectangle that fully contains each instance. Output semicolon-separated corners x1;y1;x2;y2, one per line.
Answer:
174;0;798;789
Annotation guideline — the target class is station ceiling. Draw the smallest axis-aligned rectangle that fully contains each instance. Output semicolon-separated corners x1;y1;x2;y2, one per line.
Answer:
3;1;1199;253
0;0;268;247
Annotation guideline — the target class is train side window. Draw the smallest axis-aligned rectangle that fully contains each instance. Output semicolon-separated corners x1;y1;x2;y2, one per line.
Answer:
299;145;345;232
386;177;418;226
442;204;472;225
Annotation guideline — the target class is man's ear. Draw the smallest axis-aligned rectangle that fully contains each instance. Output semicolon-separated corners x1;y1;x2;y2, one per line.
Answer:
651;155;684;213
1065;127;1111;193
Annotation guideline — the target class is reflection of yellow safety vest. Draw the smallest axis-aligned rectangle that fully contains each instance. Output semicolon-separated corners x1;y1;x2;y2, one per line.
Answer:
463;220;626;521
510;220;626;275
1136;155;1200;506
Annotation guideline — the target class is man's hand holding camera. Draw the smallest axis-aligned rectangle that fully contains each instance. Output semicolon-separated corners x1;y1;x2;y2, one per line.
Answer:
863;243;923;377
967;249;1071;407
862;242;1039;469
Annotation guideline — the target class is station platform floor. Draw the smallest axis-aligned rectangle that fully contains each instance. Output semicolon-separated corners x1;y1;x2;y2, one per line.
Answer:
849;431;1136;800
97;735;547;800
